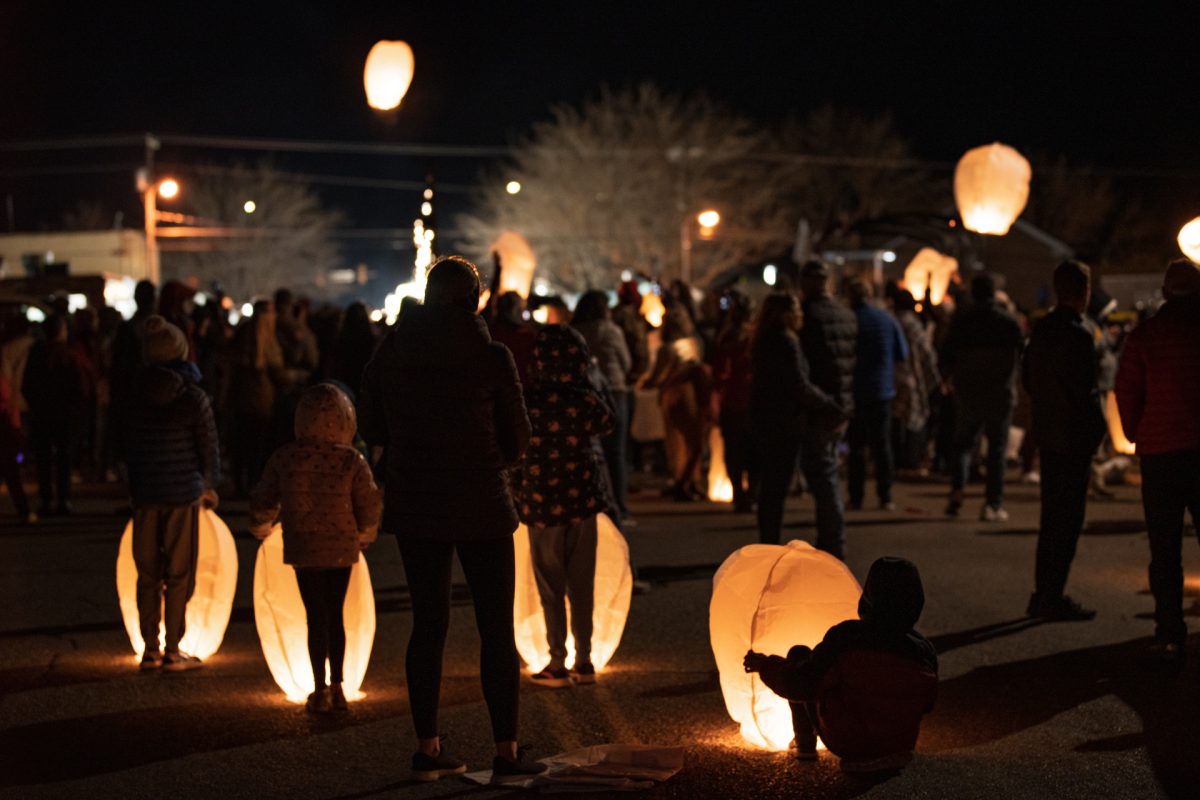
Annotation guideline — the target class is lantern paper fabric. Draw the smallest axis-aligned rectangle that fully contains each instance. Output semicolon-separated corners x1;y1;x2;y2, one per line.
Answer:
491;231;538;298
115;509;237;660
707;427;734;502
1179;217;1200;263
954;143;1031;235
903;248;958;306
513;513;632;672
709;540;861;750
363;40;414;111
254;526;375;702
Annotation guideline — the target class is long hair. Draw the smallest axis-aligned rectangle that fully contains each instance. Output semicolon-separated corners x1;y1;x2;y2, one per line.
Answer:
751;292;798;354
572;290;611;325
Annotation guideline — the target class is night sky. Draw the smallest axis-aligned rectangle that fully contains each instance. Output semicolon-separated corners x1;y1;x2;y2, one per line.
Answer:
2;1;1197;278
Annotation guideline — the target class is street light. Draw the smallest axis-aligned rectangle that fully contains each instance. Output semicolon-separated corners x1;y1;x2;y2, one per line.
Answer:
243;200;257;214
157;178;180;200
506;180;522;195
680;208;721;284
1178;217;1200;263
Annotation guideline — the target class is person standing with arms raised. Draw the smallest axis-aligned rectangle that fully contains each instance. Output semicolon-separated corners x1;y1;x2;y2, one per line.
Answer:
359;256;545;783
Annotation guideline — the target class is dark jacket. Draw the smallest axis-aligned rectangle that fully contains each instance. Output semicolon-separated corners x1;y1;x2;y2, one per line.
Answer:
750;328;841;438
1022;306;1107;456
22;338;95;427
759;557;938;761
1115;296;1200;455
800;295;857;415
120;361;219;507
852;303;908;404
488;317;538;386
359;304;530;540
516;326;615;529
940;300;1024;419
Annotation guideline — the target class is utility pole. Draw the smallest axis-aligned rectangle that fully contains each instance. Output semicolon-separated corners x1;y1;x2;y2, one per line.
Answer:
137;133;162;284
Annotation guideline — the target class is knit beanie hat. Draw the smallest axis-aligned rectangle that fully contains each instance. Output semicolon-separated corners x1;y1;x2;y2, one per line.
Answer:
1163;258;1200;299
142;315;188;364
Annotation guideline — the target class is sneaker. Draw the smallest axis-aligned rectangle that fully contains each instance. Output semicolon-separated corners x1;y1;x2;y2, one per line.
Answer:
305;687;332;713
1020;471;1041;485
879;501;897;512
139;651;163;671
162;651;203;672
788;737;818;761
979;504;1009;522
412;743;467;782
1027;593;1096;621
528;666;572;688
571;662;597;685
945;491;963;517
329;683;348;711
491;747;548;783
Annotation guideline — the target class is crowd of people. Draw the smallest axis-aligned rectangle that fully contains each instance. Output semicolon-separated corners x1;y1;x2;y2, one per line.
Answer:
1;250;1198;776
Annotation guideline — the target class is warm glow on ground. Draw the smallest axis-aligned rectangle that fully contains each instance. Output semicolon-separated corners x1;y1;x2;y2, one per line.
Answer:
707;427;734;503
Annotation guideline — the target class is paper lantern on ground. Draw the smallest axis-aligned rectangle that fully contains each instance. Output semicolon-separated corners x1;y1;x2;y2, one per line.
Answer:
491;231;537;298
903;247;958;306
709;540;861;750
363;40;414;111
513;513;632;672
1105;391;1135;455
1178;217;1200;263
254;526;375;702
115;509;238;660
954;143;1031;235
707;427;734;503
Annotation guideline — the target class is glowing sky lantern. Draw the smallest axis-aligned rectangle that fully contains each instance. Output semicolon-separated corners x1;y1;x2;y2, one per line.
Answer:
363;40;414;111
903;247;958;306
115;510;237;660
491;230;538;299
710;540;861;750
954;143;1031;235
513;513;633;673
1178;217;1200;263
707;427;734;503
254;526;376;702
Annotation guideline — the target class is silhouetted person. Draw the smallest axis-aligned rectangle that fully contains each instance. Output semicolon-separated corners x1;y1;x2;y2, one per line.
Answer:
0;371;31;522
612;280;650;386
329;301;378;399
487;292;536;385
229;301;286;495
942;274;1024;521
1023;261;1107;621
1115;259;1200;664
647;305;709;501
891;289;941;472
359;256;545;783
711;290;757;513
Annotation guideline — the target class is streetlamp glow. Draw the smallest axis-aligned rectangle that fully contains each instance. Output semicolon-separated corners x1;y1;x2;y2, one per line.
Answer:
243;200;257;214
697;209;720;228
157;178;180;200
363;40;415;111
1178;217;1200;263
506;180;522;195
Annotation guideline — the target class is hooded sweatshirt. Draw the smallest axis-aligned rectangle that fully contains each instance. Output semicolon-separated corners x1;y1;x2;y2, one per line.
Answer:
250;384;382;567
358;303;530;540
758;557;938;760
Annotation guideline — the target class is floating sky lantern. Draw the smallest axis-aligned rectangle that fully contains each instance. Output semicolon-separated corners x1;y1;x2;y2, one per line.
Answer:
707;427;734;503
491;230;538;299
1178;217;1200;264
115;509;237;660
513;513;633;673
363;40;414;111
903;247;958;306
709;540;861;750
954;143;1031;235
254;526;376;702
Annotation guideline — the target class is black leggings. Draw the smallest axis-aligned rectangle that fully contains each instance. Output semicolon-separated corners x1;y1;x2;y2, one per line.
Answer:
294;567;352;690
398;536;519;742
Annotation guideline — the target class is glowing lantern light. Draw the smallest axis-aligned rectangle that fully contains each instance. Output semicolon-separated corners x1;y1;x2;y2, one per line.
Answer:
1178;217;1200;263
709;540;861;750
513;513;632;673
115;510;237;660
954;143;1031;235
1106;392;1135;456
902;247;958;306
363;40;415;111
707;427;734;503
254;526;376;702
640;291;666;328
491;230;537;299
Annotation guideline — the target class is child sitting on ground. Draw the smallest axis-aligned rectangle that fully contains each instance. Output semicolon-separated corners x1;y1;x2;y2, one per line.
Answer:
516;325;615;687
744;556;938;772
251;383;382;712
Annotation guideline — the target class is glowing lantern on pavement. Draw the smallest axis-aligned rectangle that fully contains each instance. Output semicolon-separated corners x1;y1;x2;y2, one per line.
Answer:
363;40;415;111
1178;217;1200;263
513;513;632;673
709;540;861;750
115;509;238;660
254;526;376;702
491;231;538;299
954;143;1031;235
707;427;734;503
1105;392;1135;456
903;247;958;306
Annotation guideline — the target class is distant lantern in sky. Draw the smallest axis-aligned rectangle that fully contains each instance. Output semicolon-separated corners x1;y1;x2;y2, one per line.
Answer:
363;40;415;111
491;230;537;298
953;143;1031;235
1178;217;1200;263
710;541;861;750
903;247;958;306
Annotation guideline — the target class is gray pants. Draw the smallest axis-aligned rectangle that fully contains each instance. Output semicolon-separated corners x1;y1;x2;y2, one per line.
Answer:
530;516;598;670
133;504;199;653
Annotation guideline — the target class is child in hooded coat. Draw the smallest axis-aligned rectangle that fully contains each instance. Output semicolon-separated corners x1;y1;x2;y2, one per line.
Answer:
516;325;615;687
250;383;382;712
744;557;938;771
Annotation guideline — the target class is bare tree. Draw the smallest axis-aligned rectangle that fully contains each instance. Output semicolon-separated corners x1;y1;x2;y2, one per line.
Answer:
161;163;342;299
